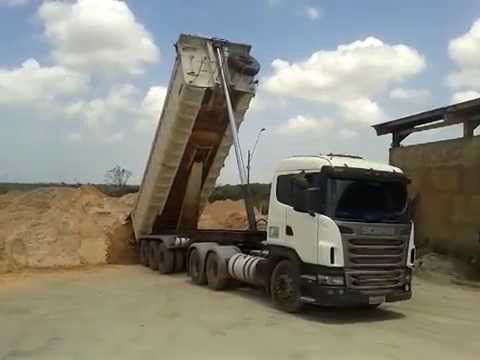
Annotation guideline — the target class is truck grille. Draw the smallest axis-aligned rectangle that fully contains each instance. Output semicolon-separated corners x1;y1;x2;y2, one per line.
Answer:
341;234;409;290
346;238;406;268
346;269;406;290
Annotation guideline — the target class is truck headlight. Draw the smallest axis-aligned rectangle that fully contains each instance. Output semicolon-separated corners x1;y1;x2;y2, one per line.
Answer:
317;275;345;286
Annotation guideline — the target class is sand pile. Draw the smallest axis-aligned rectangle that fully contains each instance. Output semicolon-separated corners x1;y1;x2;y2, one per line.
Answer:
0;186;137;273
198;199;266;230
0;189;263;273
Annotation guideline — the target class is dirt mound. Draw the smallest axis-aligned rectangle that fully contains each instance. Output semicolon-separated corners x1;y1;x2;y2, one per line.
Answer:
0;192;259;273
0;186;136;273
415;252;480;286
198;199;265;230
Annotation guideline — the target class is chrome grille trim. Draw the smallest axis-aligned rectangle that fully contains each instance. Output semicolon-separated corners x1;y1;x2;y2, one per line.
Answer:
346;269;406;290
336;221;410;290
346;237;406;268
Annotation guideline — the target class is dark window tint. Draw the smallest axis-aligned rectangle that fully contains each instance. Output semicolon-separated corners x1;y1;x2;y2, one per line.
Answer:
333;179;407;222
276;173;325;209
276;175;293;206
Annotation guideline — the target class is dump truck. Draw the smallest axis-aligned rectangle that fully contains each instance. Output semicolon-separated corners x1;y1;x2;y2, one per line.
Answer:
131;34;415;312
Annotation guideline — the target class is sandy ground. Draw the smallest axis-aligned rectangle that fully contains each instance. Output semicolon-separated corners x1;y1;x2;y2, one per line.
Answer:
1;266;479;360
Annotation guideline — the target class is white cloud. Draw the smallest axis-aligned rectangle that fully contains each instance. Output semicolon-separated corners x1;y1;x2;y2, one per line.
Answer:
137;86;167;130
303;6;322;20
276;115;333;135
38;0;160;76
448;19;480;89
264;37;425;124
69;84;138;139
338;128;358;140
0;0;29;7
451;90;480;104
389;87;431;103
65;132;82;143
63;84;166;142
104;131;125;144
338;98;384;124
249;91;288;113
0;58;88;104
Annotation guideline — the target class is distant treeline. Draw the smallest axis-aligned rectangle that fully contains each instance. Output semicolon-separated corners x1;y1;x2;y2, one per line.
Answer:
0;183;139;198
0;182;271;211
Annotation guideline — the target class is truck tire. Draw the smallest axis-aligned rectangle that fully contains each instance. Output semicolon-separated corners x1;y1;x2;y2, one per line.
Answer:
358;304;381;310
174;250;186;273
149;241;159;271
228;53;260;76
270;260;304;313
140;240;149;267
188;249;206;285
205;252;229;290
157;242;175;274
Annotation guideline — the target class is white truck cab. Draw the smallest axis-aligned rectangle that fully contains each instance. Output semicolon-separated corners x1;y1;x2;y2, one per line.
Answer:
265;154;415;308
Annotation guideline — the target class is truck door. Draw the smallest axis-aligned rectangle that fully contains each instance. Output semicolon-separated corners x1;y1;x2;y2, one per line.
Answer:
285;175;318;264
266;174;288;245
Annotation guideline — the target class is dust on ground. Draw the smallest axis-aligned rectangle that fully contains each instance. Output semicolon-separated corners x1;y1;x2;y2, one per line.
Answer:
1;265;480;360
415;252;480;287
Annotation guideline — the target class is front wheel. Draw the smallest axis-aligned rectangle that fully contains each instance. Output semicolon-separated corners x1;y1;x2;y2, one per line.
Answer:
270;260;304;313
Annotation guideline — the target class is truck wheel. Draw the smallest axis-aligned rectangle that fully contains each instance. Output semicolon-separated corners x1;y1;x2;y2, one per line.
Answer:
188;249;206;285
148;242;159;271
174;250;186;273
270;260;304;313
140;240;149;267
228;53;260;76
205;253;229;290
157;242;175;274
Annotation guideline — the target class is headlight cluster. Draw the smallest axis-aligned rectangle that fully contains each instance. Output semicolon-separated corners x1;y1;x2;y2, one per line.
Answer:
317;274;345;286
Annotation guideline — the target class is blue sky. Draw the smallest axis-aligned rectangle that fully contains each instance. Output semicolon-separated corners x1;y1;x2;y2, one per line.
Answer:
1;0;480;184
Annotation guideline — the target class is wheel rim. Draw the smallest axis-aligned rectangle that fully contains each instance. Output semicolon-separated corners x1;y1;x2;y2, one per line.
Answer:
274;273;296;303
207;257;218;280
190;253;199;278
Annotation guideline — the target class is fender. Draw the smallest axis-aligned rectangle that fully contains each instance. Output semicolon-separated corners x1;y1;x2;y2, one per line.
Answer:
266;244;303;265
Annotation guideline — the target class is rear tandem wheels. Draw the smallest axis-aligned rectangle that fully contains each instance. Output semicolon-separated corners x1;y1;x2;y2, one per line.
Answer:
139;238;186;274
138;239;305;313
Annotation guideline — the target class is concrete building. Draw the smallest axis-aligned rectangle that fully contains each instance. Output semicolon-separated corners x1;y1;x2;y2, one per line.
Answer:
373;98;480;261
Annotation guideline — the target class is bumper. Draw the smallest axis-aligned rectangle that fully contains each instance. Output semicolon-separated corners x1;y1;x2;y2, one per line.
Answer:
300;279;412;307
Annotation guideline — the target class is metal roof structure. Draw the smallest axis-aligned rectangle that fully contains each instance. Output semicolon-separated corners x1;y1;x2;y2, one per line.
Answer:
372;97;480;147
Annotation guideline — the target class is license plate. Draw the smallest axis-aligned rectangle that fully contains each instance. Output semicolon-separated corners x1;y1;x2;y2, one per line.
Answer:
369;295;386;305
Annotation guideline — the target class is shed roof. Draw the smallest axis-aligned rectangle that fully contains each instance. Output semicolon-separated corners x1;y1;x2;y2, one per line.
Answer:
372;97;480;146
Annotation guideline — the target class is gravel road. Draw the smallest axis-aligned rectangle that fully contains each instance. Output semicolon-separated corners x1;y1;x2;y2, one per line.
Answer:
1;265;479;360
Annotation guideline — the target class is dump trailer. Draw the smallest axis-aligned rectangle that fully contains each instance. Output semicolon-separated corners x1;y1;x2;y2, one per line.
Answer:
132;34;415;313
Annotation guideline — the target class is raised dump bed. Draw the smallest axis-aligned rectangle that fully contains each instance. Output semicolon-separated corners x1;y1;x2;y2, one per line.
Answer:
131;34;260;240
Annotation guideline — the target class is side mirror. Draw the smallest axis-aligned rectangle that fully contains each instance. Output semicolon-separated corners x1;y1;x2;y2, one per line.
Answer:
293;187;324;216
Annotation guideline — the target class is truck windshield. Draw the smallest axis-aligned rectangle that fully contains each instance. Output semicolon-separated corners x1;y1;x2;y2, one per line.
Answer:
331;178;408;223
